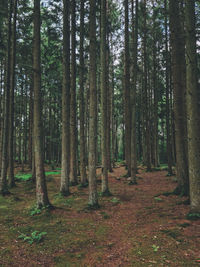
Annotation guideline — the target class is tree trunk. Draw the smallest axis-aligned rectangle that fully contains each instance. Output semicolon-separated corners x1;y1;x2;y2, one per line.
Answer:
130;0;138;184
88;0;98;207
164;0;173;175
124;0;131;176
60;0;71;195
79;0;87;185
0;0;12;195
70;0;78;185
7;0;17;187
169;0;189;196
101;0;110;195
143;0;151;172
33;0;50;208
185;0;200;212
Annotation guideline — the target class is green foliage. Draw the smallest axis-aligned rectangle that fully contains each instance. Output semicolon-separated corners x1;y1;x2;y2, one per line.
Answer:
18;231;47;244
29;206;44;216
154;197;163;202
15;171;61;182
45;171;61;176
186;212;200;221
152;244;159;252
15;173;32;181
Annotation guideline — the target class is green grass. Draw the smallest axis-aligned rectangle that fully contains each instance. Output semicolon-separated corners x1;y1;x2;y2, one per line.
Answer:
15;171;61;181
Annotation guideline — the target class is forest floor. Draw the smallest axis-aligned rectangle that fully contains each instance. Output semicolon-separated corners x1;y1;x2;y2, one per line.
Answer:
0;164;199;267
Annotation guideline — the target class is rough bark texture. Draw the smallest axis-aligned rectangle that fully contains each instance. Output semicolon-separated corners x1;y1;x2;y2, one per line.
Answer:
124;0;131;176
0;0;12;194
143;0;151;172
60;0;70;196
169;0;189;196
185;0;200;212
88;0;98;207
70;0;78;185
130;0;138;184
100;0;109;195
79;0;87;185
8;0;17;187
164;0;173;175
33;0;50;208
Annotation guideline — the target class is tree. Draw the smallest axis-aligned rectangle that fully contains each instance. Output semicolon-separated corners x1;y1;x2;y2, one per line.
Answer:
88;0;98;207
60;0;70;196
33;0;50;208
142;0;151;171
124;0;131;176
8;0;17;188
70;0;78;185
164;0;173;176
79;0;87;186
100;0;110;195
0;0;12;195
169;0;189;196
185;0;200;212
130;0;138;184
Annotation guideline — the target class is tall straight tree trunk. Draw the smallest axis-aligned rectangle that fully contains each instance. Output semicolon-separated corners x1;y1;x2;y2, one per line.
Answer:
70;0;78;185
130;0;138;184
33;0;50;208
124;0;131;176
0;0;12;195
79;0;87;185
164;0;173;175
60;0;70;195
88;0;98;207
185;0;200;212
143;0;151;172
169;0;189;196
106;47;112;173
101;0;110;195
7;0;17;187
152;5;159;168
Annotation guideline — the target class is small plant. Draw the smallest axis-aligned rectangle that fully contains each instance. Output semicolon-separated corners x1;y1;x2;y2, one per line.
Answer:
29;204;51;216
18;231;47;244
154;197;163;202
152;244;159;252
30;206;43;216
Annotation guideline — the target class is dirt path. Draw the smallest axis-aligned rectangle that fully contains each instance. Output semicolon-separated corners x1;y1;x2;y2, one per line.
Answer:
0;166;199;266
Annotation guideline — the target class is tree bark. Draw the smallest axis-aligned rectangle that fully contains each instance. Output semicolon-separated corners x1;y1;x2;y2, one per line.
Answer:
0;0;12;195
79;0;87;185
124;0;131;176
185;0;200;212
70;0;78;185
164;0;173;175
101;0;110;195
33;0;50;208
60;0;71;195
130;0;138;184
88;0;98;207
7;0;17;187
169;0;189;196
